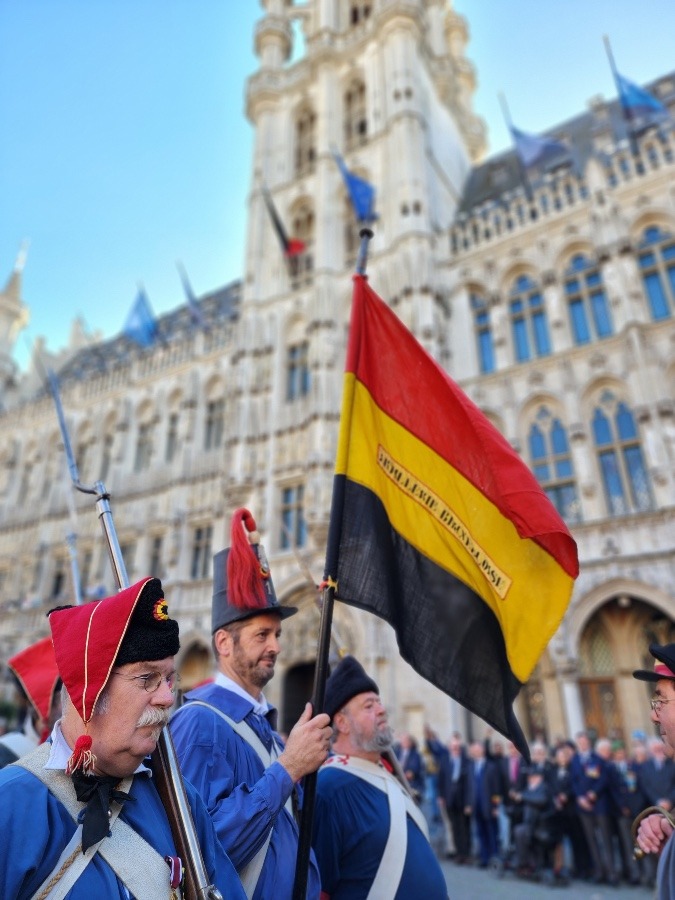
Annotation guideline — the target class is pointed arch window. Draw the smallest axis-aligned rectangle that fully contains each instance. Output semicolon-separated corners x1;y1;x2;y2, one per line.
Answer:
280;484;307;549
100;431;115;482
286;342;310;401
134;423;153;472
508;274;551;362
295;107;316;177
564;254;613;344
344;79;367;150
592;392;652;515
166;412;179;462
528;407;580;522
471;293;495;374
638;225;675;320
204;398;225;451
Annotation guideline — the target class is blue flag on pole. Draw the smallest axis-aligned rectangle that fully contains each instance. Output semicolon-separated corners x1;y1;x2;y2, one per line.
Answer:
177;262;208;330
332;149;378;223
510;126;569;170
123;288;158;348
615;71;670;134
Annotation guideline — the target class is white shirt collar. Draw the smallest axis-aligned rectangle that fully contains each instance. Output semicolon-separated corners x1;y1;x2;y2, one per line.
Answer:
44;719;151;775
215;671;271;717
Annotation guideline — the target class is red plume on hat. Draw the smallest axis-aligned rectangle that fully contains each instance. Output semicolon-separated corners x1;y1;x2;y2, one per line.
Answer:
8;636;60;726
226;508;269;612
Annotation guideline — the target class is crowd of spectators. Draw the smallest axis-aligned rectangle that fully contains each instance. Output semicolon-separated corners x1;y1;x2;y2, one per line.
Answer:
393;726;674;888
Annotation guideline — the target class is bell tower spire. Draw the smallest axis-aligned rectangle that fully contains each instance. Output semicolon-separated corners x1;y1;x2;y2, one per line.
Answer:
0;241;30;386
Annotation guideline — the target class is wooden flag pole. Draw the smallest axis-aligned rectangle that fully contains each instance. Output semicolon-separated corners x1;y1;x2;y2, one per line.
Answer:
291;228;374;900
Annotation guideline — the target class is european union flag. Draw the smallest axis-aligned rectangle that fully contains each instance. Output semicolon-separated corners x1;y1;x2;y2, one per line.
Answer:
332;149;378;223
616;71;670;134
123;288;158;348
510;126;569;170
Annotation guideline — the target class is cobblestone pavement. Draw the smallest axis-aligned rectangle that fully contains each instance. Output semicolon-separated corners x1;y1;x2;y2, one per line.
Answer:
439;857;655;899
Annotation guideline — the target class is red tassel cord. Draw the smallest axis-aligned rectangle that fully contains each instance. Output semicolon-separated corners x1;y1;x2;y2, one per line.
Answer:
66;733;96;775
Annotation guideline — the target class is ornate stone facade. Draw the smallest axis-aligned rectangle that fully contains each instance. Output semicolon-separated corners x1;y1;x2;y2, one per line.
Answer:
0;1;673;747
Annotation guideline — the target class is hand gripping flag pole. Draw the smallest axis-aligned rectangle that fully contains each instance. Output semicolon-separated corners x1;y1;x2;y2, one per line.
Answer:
291;228;375;900
46;369;223;900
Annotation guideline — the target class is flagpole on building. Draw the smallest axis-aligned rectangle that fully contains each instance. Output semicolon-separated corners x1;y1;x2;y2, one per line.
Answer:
292;228;374;900
355;227;374;275
499;92;535;203
603;34;639;158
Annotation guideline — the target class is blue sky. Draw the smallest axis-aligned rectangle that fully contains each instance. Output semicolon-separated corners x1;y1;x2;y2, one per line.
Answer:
2;1;674;371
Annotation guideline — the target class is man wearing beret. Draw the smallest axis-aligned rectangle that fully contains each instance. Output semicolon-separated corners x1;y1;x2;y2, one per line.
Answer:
312;655;448;899
170;509;331;899
633;642;675;898
0;577;245;900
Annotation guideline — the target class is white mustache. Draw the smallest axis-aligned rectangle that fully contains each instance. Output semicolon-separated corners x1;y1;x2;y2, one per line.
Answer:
136;708;170;729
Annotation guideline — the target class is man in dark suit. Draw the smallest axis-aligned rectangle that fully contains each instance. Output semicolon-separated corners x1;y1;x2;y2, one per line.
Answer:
395;732;426;800
569;731;619;885
466;740;501;867
605;740;644;885
638;737;675;811
437;735;471;863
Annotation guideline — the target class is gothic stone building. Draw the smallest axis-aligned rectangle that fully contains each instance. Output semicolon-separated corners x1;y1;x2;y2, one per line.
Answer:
0;0;673;746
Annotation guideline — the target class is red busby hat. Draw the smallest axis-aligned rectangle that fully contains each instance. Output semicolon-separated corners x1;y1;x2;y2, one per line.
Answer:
633;643;675;683
48;576;179;773
211;508;297;633
8;636;60;724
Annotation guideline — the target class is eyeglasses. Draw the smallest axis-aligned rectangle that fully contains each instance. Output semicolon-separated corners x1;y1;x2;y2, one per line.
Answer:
112;670;180;694
650;697;675;713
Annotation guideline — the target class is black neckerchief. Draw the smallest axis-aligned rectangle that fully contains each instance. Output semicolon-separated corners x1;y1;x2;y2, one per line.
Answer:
71;770;135;852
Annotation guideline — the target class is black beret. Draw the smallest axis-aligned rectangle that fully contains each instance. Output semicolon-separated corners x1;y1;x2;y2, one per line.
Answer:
324;655;379;719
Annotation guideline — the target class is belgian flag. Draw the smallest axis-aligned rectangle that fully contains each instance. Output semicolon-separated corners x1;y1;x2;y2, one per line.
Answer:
325;275;579;754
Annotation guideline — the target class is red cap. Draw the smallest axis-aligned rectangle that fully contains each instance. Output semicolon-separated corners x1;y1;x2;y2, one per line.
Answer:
48;577;156;726
48;577;179;775
8;636;60;723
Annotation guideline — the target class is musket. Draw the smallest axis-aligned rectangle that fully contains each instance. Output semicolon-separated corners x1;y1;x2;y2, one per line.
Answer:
47;368;223;900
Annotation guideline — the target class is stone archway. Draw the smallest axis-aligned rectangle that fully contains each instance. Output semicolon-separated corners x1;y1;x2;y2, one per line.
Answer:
577;597;674;740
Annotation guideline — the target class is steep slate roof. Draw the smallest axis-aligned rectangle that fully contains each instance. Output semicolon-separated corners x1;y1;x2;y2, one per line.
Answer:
458;72;675;214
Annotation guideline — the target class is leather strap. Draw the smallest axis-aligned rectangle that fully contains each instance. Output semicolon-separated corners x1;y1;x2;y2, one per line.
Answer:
321;755;430;899
16;744;177;900
174;699;292;899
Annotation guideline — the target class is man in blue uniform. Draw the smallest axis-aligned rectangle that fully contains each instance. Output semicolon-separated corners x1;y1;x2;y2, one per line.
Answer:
170;508;331;899
0;576;245;900
312;655;448;899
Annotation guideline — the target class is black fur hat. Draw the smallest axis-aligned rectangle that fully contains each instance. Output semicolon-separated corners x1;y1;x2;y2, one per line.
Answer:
324;655;379;719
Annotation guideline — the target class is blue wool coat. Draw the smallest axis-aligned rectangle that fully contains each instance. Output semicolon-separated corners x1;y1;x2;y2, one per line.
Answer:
170;682;321;900
0;758;246;900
